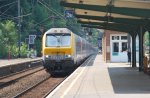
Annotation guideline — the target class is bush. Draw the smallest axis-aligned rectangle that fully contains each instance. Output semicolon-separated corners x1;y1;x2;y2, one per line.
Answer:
20;43;27;57
0;20;18;59
10;42;27;58
11;44;18;58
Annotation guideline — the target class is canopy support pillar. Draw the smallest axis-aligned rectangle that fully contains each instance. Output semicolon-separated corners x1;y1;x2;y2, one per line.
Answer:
138;26;144;71
131;33;137;67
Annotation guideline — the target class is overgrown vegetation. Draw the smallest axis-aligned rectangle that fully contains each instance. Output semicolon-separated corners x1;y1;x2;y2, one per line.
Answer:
0;20;17;58
0;20;27;58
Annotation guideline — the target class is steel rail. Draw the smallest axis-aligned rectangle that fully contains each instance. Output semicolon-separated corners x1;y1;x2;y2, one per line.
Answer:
13;76;51;98
0;67;44;88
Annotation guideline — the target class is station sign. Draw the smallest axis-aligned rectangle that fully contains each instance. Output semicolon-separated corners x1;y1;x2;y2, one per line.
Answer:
29;35;36;44
64;10;74;18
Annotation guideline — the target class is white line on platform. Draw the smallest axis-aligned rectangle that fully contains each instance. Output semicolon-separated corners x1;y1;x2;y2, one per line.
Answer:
46;56;93;98
60;57;93;98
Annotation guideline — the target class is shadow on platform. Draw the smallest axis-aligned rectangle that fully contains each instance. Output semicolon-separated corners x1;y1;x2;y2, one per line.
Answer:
108;67;150;94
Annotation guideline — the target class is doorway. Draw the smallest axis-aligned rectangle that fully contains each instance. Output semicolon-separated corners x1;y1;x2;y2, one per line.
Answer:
110;35;128;62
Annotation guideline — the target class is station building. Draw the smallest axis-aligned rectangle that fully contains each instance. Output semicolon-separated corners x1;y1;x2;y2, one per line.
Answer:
102;30;139;63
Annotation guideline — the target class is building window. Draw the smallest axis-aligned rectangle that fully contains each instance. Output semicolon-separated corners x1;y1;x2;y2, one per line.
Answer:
112;42;119;56
121;36;127;40
122;42;127;52
112;36;119;40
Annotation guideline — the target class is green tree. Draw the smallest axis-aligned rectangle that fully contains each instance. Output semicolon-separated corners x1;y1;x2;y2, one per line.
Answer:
0;20;17;58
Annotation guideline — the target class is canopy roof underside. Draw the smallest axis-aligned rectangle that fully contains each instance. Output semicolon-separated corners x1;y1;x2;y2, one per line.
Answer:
61;0;150;33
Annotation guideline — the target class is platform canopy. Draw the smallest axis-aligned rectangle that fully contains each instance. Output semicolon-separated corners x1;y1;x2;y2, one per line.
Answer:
60;0;150;33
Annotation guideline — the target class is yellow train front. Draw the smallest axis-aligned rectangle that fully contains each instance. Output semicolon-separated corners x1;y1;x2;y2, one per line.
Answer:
42;28;95;75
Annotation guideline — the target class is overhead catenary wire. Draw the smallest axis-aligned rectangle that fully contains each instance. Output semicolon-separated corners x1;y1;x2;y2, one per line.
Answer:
14;13;32;19
42;0;78;25
0;13;15;18
0;13;32;20
34;16;51;27
0;0;82;33
37;0;66;21
0;1;31;20
38;0;80;29
41;0;65;19
38;0;81;28
0;1;17;9
0;0;67;34
28;0;65;28
0;4;16;16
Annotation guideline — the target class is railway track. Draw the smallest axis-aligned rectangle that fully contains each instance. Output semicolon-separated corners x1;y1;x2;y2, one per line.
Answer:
13;76;65;98
13;57;94;98
0;57;93;98
0;66;44;88
0;68;49;98
0;65;42;79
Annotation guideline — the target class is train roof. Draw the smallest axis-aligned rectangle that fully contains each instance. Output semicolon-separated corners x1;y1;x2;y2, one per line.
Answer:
45;28;72;34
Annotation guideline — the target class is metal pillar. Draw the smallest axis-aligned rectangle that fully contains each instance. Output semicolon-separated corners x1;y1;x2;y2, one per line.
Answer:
18;0;21;58
131;34;136;67
139;26;144;71
127;34;131;51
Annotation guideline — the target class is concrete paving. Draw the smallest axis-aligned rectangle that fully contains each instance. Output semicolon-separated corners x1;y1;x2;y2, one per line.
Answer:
47;54;150;98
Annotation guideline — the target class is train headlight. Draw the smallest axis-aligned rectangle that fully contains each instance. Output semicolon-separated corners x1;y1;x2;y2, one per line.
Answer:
45;55;49;58
65;55;71;58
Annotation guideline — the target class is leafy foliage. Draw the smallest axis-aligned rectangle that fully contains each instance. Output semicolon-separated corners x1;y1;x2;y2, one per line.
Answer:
0;20;28;58
0;20;17;45
0;20;18;58
11;44;19;58
20;42;27;57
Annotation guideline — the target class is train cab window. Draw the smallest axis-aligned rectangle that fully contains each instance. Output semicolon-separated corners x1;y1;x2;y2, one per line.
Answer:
46;34;71;47
61;35;71;46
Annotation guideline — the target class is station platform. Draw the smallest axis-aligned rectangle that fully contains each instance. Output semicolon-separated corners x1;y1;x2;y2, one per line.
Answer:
0;57;42;68
0;57;42;77
47;54;150;98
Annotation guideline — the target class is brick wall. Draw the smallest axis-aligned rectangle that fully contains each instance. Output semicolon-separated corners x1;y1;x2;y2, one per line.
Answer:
102;30;126;62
